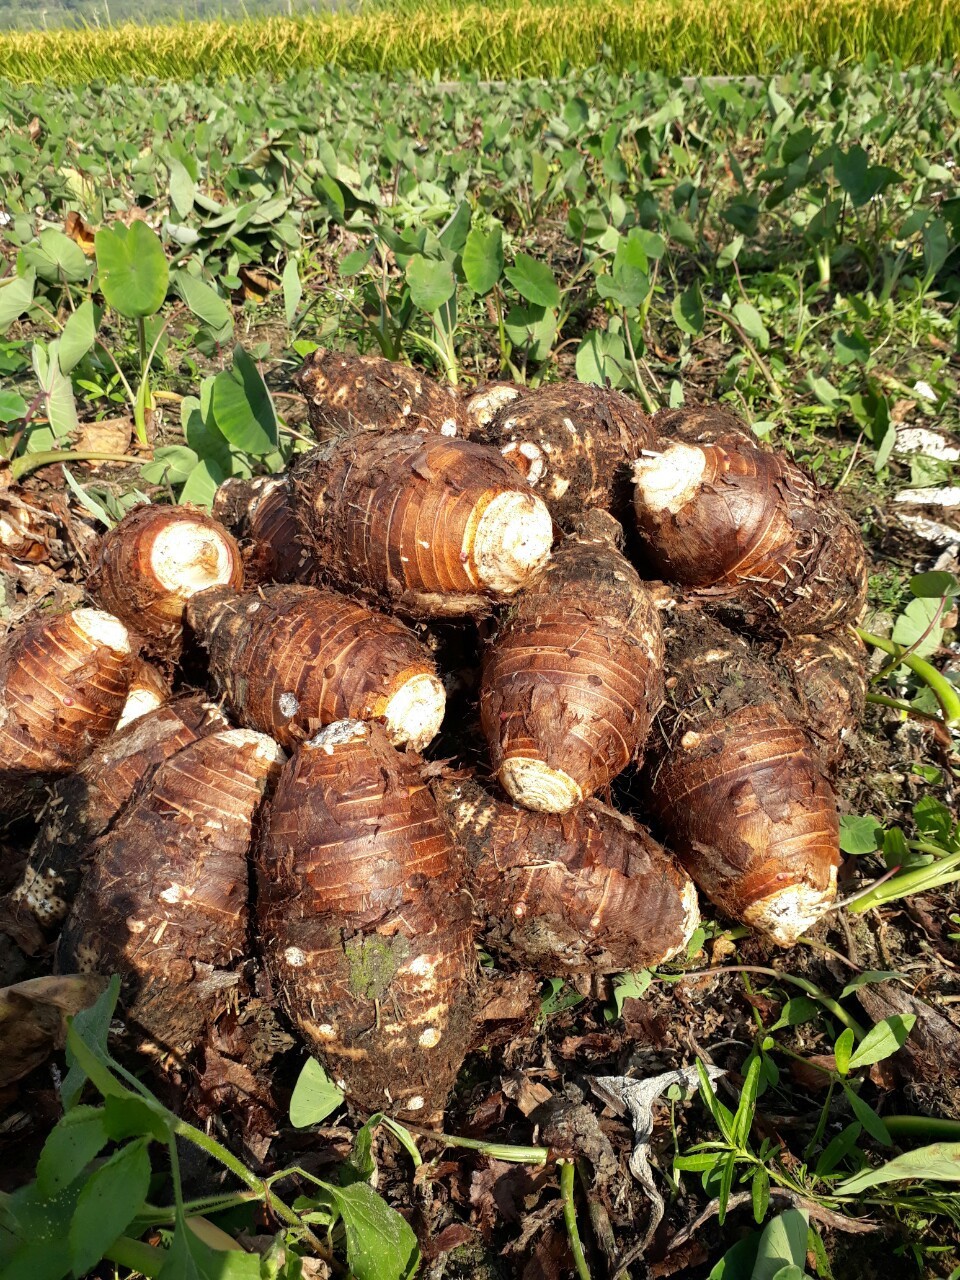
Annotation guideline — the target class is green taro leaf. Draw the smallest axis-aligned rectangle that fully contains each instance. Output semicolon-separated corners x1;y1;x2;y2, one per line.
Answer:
504;303;557;363
462;224;504;296
847;1014;915;1071
141;445;200;486
504;253;560;308
31;341;79;440
0;391;27;423
0;269;36;334
289;1058;345;1128
19;229;90;285
838;814;882;855
211;346;278;457
180;458;228;508
324;1180;419;1280
59;299;99;374
836;1142;960;1195
95;221;169;319
910;571;959;599
732;301;769;349
36;1106;109;1197
282;257;302;328
174;271;233;338
68;1137;151;1275
405;255;456;313
892;597;944;658
576;329;626;387
672;282;704;335
168;158;196;219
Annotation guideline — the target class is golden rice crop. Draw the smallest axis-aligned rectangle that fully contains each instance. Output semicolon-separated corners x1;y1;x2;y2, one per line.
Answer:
0;0;955;85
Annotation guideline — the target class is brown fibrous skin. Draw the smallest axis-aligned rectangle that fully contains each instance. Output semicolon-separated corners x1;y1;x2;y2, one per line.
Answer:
434;775;699;975
187;583;445;751
775;627;868;771
480;511;664;813
0;608;134;815
257;720;477;1120
89;504;244;659
58;728;285;1057
213;476;313;585
652;404;754;447
290;431;554;619
475;381;654;528
631;427;869;637
294;349;466;441
2;697;228;954
643;611;841;947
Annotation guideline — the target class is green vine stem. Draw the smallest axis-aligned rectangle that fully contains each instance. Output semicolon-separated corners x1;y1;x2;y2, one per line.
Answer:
846;846;960;915
857;628;960;727
667;967;867;1038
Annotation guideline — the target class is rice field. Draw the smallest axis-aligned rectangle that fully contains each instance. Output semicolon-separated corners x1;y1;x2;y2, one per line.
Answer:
0;0;957;85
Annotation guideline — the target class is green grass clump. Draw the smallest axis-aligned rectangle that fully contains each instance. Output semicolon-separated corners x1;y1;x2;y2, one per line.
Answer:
0;0;957;84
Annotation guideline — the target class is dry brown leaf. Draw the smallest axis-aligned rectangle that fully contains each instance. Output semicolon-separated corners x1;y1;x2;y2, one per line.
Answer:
238;265;277;302
74;417;133;457
64;210;97;256
0;973;108;1086
28;117;41;143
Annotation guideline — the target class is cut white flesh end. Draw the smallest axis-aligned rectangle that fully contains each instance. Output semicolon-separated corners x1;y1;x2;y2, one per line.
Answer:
307;718;369;753
465;384;522;429
499;757;583;814
500;440;547;486
658;878;702;964
215;727;287;767
632;442;707;516
150;521;238;598
742;866;838;948
71;608;132;655
116;685;165;731
382;672;446;752
470;491;553;595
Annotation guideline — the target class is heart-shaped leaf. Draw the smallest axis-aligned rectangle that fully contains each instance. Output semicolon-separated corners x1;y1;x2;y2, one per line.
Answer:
95;221;169;318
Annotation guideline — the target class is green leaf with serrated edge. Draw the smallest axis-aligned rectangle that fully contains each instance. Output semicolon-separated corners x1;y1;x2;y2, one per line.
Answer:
323;1180;419;1280
59;299;99;374
504;254;560;308
289;1058;345;1128
211;345;278;456
841;1082;891;1145
834;1027;855;1077
838;815;882;855
462;225;503;296
95;222;169;319
751;1165;770;1224
174;271;233;338
836;1142;960;1195
848;1015;915;1071
752;1208;808;1279
61;975;123;1110
36;1106;109;1196
405;255;456;313
68;1137;151;1275
840;973;906;1003
910;571;959;599
282;258;302;328
0;269;36;334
